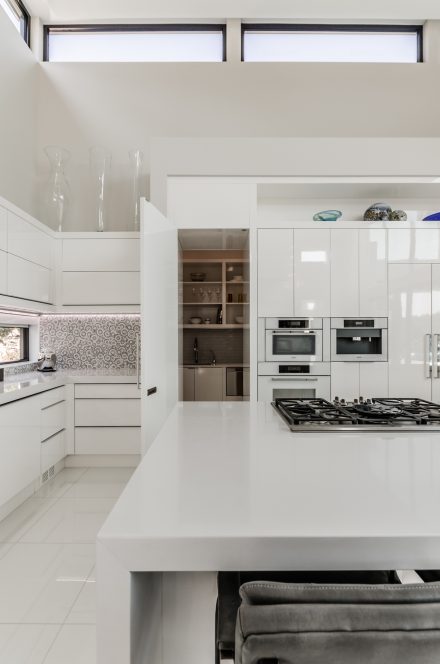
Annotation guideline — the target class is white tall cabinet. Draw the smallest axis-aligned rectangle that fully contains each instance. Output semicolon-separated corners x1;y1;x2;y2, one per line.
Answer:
389;262;440;400
257;229;294;317
293;229;330;317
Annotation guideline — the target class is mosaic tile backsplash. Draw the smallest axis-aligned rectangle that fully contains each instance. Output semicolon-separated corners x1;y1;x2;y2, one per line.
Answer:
39;315;140;370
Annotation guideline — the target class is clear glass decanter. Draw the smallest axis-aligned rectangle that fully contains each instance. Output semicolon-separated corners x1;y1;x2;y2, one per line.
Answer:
129;149;144;231
44;146;71;232
89;147;112;232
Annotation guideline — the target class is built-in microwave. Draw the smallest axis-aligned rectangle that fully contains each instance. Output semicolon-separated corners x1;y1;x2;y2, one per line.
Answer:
265;318;329;363
331;318;388;362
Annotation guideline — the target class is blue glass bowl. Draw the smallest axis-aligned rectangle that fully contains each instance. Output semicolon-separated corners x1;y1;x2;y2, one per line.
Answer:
423;212;440;221
313;210;342;222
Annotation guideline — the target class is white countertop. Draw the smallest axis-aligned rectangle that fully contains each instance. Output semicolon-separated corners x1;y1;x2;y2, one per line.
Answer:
0;369;137;405
98;401;440;571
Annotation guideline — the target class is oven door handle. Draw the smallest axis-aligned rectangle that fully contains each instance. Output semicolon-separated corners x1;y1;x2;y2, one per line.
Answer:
272;330;315;335
271;377;318;382
425;333;432;379
433;334;439;379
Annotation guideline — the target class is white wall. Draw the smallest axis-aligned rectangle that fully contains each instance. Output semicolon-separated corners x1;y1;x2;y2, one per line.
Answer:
34;20;440;230
0;9;37;216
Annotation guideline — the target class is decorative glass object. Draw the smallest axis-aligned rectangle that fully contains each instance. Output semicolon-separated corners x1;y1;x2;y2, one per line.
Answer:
423;212;440;221
313;209;342;222
390;209;407;221
89;147;112;232
129;149;144;231
363;203;392;221
44;146;71;231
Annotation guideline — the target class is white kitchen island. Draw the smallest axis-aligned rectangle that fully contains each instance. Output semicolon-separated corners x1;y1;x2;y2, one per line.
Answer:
97;401;440;664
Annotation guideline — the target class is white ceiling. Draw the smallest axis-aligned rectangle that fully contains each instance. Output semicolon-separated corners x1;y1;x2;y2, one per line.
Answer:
25;0;440;23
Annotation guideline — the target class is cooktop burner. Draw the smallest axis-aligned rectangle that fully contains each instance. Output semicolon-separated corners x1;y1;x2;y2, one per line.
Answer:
273;397;440;431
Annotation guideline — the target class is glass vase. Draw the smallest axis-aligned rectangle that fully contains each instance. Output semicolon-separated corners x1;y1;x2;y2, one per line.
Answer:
129;149;144;231
44;146;70;232
89;147;112;232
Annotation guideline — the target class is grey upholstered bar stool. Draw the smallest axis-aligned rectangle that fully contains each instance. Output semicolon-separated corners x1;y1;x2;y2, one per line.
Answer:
234;579;440;664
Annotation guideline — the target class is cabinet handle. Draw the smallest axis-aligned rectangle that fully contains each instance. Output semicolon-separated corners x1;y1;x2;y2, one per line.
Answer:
433;334;439;379
425;334;432;379
136;333;141;390
271;377;318;382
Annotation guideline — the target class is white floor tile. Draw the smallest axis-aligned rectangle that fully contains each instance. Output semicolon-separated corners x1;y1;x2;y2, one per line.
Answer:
66;571;96;624
20;498;116;544
34;468;88;499
62;481;126;500
80;467;135;483
43;624;96;664
0;542;94;623
0;624;60;664
0;498;57;543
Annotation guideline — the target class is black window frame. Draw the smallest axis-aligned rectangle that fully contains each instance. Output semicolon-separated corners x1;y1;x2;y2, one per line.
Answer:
241;23;424;63
0;325;30;366
1;0;30;45
43;23;227;62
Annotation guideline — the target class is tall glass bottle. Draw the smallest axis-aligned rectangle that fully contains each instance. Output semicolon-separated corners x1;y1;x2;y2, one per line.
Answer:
129;149;144;231
44;146;70;232
89;147;112;232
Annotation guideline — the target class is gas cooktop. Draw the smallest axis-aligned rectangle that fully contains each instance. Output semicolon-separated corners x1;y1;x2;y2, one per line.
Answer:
273;397;440;431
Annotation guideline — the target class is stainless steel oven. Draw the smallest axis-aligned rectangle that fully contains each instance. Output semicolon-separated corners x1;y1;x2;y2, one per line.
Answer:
331;318;388;362
258;362;331;402
265;318;328;363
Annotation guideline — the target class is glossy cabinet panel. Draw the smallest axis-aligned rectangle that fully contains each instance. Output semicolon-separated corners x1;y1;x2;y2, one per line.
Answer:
194;367;223;401
0;397;40;507
0;249;6;295
0;206;6;251
41;400;65;442
330;362;359;401
293;229;330;317
7;211;53;268
388;229;440;263
41;431;65;473
359;363;388;398
359;229;387;316
75;398;141;427
62;239;140;271
388;263;432;399
75;427;140;455
258;229;294;317
62;272;140;305
75;384;140;399
331;229;358;316
431;265;440;402
7;254;52;303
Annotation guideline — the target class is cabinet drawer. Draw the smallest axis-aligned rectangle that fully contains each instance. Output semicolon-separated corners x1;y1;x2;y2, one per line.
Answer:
40;386;66;409
75;427;140;454
62;271;140;305
75;383;139;399
41;400;65;442
41;431;65;472
7;254;52;303
0;249;6;295
62;239;140;271
0;207;6;251
75;398;140;426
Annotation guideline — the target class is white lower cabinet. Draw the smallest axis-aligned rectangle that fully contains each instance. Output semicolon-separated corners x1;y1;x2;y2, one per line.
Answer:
194;368;224;401
183;368;195;401
41;431;66;473
74;383;141;455
0;396;41;508
331;363;388;401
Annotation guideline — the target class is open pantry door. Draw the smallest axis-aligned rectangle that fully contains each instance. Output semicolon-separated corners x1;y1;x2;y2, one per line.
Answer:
141;201;178;454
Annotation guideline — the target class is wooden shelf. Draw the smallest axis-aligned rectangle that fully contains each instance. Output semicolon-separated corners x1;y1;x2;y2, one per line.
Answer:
226;302;249;306
182;302;222;305
181;324;248;330
180;281;222;284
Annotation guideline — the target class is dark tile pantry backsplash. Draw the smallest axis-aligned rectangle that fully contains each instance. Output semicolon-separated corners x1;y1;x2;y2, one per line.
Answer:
39;314;140;370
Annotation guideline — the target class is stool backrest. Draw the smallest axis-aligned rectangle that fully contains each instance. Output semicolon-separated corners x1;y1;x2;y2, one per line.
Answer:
235;581;440;664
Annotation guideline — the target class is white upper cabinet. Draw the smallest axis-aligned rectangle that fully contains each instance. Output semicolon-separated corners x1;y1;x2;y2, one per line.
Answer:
359;229;387;316
331;229;387;317
331;229;358;316
388;263;432;399
7;211;54;269
0;250;6;295
0;206;6;251
293;229;330;317
62;238;140;271
7;254;52;303
388;229;440;263
167;177;253;229
258;229;294;317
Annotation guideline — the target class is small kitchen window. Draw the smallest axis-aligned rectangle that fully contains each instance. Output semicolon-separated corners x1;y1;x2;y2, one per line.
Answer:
0;0;30;45
43;24;226;62
0;325;29;364
242;24;423;63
